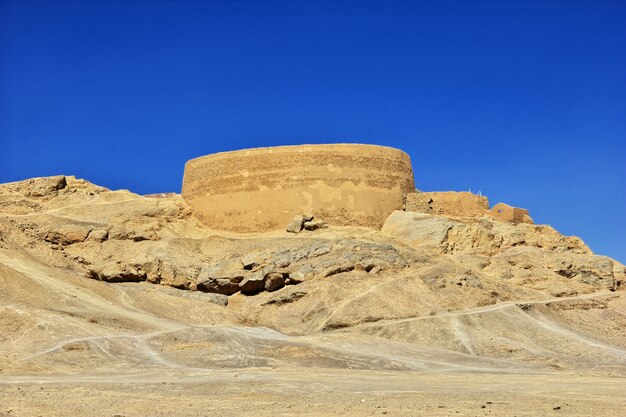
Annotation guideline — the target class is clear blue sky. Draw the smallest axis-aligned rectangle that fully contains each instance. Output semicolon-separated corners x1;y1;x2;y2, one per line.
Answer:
1;0;624;262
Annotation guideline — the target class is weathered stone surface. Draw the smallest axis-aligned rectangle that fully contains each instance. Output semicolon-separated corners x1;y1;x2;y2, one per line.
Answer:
320;264;355;277
303;219;327;231
43;222;93;245
86;228;108;242
3;171;626;396
181;144;415;232
108;224;159;241
28;175;67;197
382;211;458;247
241;253;264;270
86;262;146;282
384;210;590;257
239;273;267;295
264;272;286;292
405;191;489;218
286;215;306;233
196;262;245;295
196;277;242;295
486;202;534;224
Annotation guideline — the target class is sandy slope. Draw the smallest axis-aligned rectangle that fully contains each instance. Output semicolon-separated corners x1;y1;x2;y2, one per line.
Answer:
0;176;625;416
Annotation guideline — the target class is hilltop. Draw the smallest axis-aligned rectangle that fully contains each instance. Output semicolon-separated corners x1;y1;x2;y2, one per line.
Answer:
0;175;625;416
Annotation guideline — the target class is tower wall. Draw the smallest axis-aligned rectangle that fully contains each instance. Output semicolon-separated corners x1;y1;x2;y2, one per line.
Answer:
181;144;415;232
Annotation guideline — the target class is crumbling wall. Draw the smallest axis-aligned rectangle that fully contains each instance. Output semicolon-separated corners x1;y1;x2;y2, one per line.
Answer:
486;202;534;224
405;191;489;218
182;144;415;232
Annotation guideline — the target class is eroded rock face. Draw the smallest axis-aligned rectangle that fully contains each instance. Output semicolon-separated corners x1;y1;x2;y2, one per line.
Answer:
286;214;327;233
0;175;623;310
28;175;67;197
383;210;587;255
192;238;415;296
381;210;622;292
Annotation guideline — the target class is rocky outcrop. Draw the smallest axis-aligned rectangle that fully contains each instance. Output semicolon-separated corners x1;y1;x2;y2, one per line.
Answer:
383;210;587;255
381;210;621;292
382;211;457;247
27;175;67;197
286;214;313;233
86;262;147;283
1;175;622;309
286;214;327;233
192;239;414;296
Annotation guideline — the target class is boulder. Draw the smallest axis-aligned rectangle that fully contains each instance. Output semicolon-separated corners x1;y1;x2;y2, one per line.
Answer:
303;219;327;231
286;214;314;233
239;272;267;295
28;176;67;197
196;277;242;295
265;272;286;292
44;222;93;245
86;228;108;242
86;262;146;282
196;263;245;295
241;253;264;271
382;210;458;247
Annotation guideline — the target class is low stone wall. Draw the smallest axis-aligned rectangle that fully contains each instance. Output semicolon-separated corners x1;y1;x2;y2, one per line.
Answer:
486;202;534;224
182;144;415;232
405;191;489;218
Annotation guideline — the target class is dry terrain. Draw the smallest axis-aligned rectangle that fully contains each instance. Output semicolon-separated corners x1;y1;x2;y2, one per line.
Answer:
0;176;625;416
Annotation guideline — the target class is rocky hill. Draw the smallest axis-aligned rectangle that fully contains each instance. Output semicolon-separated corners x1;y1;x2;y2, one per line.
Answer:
1;175;625;416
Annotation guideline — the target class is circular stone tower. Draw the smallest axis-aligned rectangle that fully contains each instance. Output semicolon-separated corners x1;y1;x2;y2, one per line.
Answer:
181;144;414;232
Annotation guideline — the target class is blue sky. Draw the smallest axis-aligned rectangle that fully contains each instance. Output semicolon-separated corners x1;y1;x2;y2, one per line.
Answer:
1;0;624;262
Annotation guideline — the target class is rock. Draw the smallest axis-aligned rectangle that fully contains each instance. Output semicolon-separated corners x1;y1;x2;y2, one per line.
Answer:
570;255;618;291
204;293;229;307
303;219;327;231
196;277;242;295
86;262;146;282
44;222;93;245
356;258;383;273
86;228;108;242
28;176;67;197
262;290;307;306
241;253;264;271
108;224;159;241
287;271;306;284
239;272;267;295
384;210;590;258
486;202;533;224
286;215;309;233
320;264;355;277
368;265;382;274
158;262;194;289
382;211;458;247
265;272;286;292
196;263;245;295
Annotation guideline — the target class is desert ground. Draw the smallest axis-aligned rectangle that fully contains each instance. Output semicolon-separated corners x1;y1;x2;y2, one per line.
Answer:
1;176;624;416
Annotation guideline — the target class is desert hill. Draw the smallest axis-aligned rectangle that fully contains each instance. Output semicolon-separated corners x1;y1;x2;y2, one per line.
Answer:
0;175;625;416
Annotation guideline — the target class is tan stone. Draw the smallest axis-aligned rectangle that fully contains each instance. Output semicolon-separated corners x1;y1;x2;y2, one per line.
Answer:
2;174;626;417
181;144;415;232
405;191;489;218
486;202;534;224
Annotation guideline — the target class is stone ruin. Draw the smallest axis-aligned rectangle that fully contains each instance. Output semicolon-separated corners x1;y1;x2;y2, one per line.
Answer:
181;143;533;232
